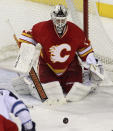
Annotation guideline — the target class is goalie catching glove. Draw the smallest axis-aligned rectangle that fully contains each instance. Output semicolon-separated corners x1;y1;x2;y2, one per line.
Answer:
82;53;104;81
90;59;104;81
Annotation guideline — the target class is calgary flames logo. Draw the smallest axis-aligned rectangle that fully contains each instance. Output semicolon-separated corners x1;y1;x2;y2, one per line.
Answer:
49;44;71;63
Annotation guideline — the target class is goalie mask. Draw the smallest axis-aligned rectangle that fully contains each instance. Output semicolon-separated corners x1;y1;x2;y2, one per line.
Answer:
51;4;68;34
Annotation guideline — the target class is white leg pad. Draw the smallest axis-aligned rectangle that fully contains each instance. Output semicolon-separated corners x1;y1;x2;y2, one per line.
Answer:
42;81;67;106
12;75;40;100
66;82;96;102
12;76;30;95
23;76;40;100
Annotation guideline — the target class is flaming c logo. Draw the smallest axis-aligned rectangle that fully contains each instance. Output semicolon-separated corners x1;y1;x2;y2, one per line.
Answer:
49;44;71;63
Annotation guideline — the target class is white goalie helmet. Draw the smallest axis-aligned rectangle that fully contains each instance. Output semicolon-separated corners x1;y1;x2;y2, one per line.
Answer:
51;4;68;34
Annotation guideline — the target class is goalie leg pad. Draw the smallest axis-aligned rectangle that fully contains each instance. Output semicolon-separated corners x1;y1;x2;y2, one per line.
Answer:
42;81;67;105
23;75;40;100
12;75;40;100
66;82;96;102
12;76;30;95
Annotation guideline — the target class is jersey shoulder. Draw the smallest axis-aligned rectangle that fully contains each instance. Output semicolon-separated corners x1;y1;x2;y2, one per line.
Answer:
32;20;52;32
32;20;52;41
67;21;85;40
67;21;84;33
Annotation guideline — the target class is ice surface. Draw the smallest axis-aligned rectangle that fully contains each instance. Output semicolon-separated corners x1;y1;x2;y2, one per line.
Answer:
1;68;113;131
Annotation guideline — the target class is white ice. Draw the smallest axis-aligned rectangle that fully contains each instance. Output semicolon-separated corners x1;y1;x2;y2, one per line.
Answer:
0;0;113;131
1;68;113;131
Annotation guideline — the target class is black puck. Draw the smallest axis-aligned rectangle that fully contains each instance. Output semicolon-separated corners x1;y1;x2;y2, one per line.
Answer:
63;117;69;124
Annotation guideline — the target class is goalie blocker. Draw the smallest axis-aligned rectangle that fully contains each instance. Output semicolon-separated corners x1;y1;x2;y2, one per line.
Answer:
14;43;36;74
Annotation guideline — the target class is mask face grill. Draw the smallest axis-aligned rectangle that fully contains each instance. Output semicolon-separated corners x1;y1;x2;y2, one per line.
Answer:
51;4;68;34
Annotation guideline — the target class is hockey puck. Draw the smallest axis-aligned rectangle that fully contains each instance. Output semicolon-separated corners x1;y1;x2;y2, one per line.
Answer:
63;117;69;124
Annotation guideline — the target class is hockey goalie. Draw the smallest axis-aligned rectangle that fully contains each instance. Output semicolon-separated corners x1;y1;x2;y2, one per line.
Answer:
13;4;104;105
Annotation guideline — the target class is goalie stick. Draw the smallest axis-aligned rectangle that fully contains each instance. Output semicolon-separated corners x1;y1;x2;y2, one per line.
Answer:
11;28;48;102
29;67;48;102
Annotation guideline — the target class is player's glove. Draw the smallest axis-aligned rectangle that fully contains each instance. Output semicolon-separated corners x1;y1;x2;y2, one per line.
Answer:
90;58;104;81
82;68;91;85
21;121;36;131
83;53;104;81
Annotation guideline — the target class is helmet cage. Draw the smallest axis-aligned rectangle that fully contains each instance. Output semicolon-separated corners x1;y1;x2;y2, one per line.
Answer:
52;16;67;29
51;4;68;34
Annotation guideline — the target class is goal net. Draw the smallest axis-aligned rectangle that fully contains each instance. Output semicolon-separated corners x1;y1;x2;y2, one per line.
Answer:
0;0;113;81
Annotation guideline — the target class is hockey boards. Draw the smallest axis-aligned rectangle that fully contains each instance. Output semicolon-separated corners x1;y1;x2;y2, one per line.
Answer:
13;34;48;102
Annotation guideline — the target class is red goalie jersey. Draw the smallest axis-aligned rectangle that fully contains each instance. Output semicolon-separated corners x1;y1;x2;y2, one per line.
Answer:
19;20;93;93
19;20;93;75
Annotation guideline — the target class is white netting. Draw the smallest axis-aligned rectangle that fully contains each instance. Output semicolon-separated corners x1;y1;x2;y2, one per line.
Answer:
88;0;113;70
66;0;113;73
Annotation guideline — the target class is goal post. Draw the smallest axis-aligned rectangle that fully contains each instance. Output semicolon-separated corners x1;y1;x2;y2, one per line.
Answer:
83;0;88;41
